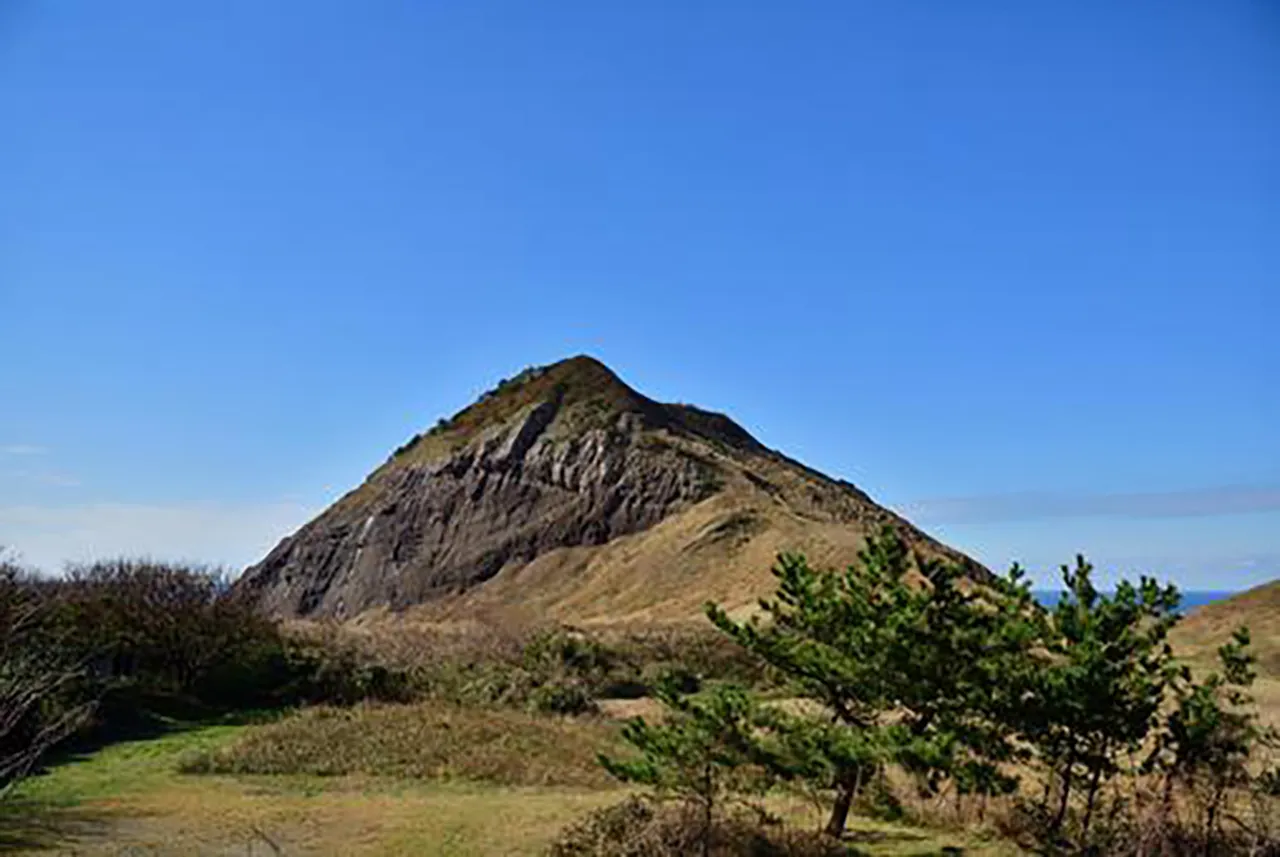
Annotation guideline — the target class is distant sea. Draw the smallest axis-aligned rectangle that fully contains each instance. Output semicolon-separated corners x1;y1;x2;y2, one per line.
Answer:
1032;590;1235;612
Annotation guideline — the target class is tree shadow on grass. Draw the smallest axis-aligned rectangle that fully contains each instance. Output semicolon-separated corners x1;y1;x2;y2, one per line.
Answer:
32;688;281;775
845;826;968;855
0;800;116;852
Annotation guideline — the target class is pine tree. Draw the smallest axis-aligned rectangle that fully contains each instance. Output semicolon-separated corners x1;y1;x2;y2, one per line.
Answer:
597;678;775;857
1151;626;1270;846
1016;556;1181;845
705;527;1038;837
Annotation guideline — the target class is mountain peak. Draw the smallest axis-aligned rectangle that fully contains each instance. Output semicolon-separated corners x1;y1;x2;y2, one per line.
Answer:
380;356;644;465
517;354;651;411
235;356;985;620
389;356;765;467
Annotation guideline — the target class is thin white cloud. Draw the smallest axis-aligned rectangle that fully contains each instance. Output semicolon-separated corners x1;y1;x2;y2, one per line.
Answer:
33;472;82;488
923;510;1280;590
2;468;83;489
0;501;319;575
1;444;48;456
902;484;1280;525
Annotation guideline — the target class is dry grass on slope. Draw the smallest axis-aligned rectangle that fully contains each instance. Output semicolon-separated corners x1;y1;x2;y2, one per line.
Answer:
1172;581;1280;676
389;424;982;628
1170;581;1280;727
415;480;884;626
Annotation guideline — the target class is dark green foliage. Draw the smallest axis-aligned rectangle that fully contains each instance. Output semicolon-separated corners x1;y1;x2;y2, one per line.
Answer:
610;627;771;693
265;637;415;707
403;625;709;712
530;680;598;716
601;680;774;800
647;664;701;696
524;628;618;681
392;433;423;456
1;559;422;785
600;679;778;856
588;529;1279;854
1013;557;1182;844
522;628;615;714
1144;626;1277;848
704;527;1035;837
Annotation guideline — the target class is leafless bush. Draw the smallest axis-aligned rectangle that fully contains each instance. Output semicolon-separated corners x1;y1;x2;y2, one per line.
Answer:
548;796;846;857
0;554;93;792
57;558;278;692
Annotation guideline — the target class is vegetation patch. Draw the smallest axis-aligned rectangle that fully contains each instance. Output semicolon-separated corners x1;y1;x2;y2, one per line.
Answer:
12;721;250;806
181;701;623;788
594;528;1280;856
549;796;847;857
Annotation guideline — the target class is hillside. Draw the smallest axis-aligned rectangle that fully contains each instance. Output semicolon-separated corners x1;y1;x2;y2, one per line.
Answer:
234;356;987;622
1173;580;1280;678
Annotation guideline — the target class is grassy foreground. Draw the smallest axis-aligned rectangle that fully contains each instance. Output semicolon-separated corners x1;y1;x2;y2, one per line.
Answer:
3;718;618;856
2;705;1023;856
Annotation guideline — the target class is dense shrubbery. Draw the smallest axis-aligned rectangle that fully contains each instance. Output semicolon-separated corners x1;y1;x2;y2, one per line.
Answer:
1;551;766;794
362;621;760;714
0;557;428;791
599;527;1280;856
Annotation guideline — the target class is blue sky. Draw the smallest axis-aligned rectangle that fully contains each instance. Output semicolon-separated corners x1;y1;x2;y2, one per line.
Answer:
1;1;1276;589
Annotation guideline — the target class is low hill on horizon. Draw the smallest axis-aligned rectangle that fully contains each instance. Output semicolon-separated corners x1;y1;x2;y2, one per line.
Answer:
233;355;988;624
1172;579;1280;676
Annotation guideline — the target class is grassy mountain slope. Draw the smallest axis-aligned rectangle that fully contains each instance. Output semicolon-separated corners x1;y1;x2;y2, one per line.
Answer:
1172;580;1280;677
1170;580;1280;726
236;355;987;622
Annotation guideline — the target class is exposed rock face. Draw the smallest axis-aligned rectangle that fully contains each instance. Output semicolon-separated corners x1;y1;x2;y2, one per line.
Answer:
235;356;985;619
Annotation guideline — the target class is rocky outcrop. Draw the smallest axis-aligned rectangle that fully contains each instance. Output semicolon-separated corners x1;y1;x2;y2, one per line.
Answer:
237;381;722;617
235;356;985;619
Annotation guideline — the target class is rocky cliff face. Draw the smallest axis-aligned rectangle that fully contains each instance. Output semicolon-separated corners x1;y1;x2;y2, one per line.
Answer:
235;356;984;620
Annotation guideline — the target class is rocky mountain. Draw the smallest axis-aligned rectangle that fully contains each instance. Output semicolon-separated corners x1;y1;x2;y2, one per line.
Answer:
235;356;987;622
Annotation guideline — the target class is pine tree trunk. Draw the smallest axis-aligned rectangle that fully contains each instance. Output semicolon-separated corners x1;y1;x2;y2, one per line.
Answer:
702;765;713;857
825;765;865;839
1080;765;1103;839
825;785;854;839
1205;783;1223;856
1050;755;1075;836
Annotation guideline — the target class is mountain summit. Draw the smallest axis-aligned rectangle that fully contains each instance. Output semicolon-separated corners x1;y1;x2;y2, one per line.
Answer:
235;356;985;622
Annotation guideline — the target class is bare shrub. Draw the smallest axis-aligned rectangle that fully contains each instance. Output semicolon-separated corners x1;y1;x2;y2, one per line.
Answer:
57;558;278;694
0;555;93;792
548;797;846;857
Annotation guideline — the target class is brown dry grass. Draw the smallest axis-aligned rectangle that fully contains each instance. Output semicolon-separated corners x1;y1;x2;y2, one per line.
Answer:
384;481;884;627
1172;580;1280;673
181;701;622;788
1170;580;1280;727
334;375;961;629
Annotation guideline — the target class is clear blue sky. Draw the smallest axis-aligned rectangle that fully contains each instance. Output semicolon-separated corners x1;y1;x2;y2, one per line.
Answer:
2;1;1276;589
